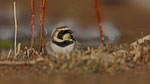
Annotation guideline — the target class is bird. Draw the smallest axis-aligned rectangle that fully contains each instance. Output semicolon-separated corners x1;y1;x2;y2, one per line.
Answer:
45;26;81;55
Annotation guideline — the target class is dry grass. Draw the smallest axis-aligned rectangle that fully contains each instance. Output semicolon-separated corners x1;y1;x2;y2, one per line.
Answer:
0;38;150;74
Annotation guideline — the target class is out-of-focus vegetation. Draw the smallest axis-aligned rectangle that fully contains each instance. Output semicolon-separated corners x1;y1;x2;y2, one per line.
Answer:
0;41;11;48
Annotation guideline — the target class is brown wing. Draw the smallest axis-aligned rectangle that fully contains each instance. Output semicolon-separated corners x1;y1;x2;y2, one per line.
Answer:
74;39;82;50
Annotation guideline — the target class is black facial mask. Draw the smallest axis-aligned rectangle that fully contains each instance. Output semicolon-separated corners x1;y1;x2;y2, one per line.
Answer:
57;30;72;40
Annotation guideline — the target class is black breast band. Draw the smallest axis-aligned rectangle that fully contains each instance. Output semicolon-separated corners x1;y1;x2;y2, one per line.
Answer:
52;40;74;47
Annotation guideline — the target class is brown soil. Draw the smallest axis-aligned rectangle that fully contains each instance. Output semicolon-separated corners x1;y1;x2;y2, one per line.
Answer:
0;65;150;84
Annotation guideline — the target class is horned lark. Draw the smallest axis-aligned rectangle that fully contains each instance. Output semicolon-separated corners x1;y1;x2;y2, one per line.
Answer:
45;26;81;55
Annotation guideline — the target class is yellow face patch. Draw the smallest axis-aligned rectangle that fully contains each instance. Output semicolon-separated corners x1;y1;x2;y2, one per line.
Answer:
63;33;71;40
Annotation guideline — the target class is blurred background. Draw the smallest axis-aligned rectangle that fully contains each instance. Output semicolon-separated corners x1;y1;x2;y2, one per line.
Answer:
0;0;150;48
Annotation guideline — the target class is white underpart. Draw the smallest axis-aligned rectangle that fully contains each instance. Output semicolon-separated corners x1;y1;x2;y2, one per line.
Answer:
51;42;75;54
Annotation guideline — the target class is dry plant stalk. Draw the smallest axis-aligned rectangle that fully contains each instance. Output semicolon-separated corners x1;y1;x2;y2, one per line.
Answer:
94;0;106;46
13;2;18;58
131;34;150;46
40;0;46;52
31;0;35;49
7;50;12;59
16;43;21;56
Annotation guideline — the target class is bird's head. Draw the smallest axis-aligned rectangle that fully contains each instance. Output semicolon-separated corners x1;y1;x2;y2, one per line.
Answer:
52;26;74;42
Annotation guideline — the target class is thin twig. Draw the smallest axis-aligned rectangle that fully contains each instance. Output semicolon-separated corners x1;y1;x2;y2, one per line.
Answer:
94;0;106;46
31;0;35;49
13;2;18;58
0;57;48;65
40;0;46;52
0;61;35;65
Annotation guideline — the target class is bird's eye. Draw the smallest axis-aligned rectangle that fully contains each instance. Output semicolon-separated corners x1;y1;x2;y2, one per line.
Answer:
61;30;64;33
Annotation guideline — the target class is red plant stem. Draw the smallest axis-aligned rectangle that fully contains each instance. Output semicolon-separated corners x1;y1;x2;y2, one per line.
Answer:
94;0;106;46
40;0;46;52
31;0;34;49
